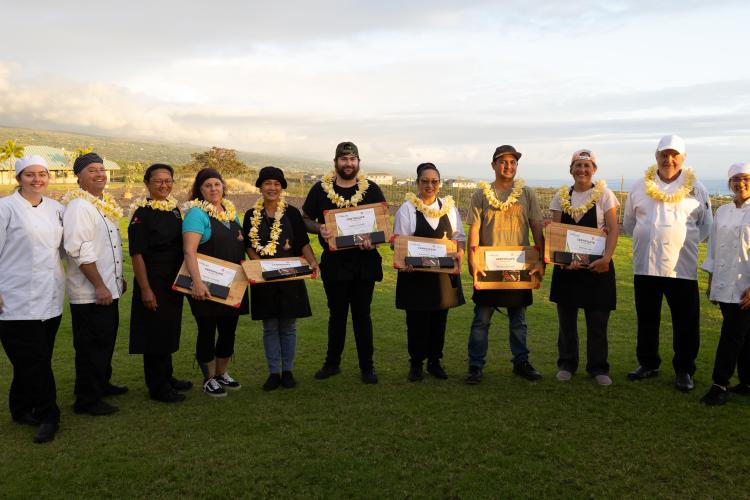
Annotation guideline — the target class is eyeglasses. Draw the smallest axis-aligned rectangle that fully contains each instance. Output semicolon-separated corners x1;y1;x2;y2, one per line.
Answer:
151;179;174;186
419;179;441;186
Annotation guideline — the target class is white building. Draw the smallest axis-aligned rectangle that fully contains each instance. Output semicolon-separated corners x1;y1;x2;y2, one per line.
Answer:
367;172;393;186
0;145;120;185
444;178;477;189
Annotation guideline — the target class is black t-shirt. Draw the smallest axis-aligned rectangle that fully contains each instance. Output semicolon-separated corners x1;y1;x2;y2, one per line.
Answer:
242;204;310;257
302;179;386;282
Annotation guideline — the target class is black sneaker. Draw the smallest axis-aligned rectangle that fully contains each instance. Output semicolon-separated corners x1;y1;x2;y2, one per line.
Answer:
513;361;542;381
408;364;424;382
627;365;660;381
464;366;483;385
103;383;129;396
202;378;227;397
170;378;194;392
33;422;59;444
675;372;695;392
151;389;186;403
263;373;282;391
729;383;750;395
361;368;378;385
314;364;341;380
281;371;297;389
700;384;729;406
427;361;448;380
74;400;119;416
214;372;241;390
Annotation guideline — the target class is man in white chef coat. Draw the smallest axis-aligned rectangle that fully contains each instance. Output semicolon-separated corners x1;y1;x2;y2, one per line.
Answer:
622;135;712;391
63;152;128;415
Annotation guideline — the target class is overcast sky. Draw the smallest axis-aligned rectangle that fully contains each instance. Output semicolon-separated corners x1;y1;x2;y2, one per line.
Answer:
2;0;749;179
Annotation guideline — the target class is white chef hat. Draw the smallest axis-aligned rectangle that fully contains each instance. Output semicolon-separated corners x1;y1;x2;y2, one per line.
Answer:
728;162;750;178
14;155;50;176
656;135;686;155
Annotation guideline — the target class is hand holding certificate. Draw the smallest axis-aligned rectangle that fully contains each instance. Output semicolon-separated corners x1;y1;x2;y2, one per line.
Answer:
393;235;458;274
472;246;541;290
173;253;248;308
242;257;315;284
323;203;392;251
544;222;607;269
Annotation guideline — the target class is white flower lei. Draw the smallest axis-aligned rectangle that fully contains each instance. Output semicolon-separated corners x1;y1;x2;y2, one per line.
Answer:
248;196;286;256
129;196;178;215
479;178;525;211
182;198;237;223
644;165;696;203
321;170;369;208
557;180;607;218
61;188;123;221
405;192;455;218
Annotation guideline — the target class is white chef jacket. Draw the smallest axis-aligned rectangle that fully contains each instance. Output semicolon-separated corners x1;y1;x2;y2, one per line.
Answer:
63;197;124;304
622;171;712;280
393;198;467;244
701;199;750;303
0;191;65;321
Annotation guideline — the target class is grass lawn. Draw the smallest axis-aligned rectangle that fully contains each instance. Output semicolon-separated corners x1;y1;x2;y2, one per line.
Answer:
1;225;748;499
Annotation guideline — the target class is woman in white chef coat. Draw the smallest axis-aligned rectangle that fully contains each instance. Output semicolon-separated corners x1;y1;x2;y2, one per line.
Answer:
0;155;66;444
700;162;750;406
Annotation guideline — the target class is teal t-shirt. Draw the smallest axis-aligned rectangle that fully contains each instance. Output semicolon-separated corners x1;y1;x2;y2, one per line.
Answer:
182;207;240;244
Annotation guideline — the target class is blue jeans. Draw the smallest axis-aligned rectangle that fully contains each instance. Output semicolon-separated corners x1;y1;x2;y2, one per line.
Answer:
468;305;529;368
262;318;297;373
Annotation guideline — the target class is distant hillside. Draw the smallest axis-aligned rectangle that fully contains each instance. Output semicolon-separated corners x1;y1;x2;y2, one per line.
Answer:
0;126;332;174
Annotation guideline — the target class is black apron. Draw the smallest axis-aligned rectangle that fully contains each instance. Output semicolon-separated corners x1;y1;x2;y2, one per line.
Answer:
249;210;312;320
549;188;616;311
395;201;465;311
187;215;250;317
129;207;184;354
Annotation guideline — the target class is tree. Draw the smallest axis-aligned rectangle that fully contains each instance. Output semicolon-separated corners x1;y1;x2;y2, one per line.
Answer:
1;139;25;166
184;147;248;177
123;161;145;200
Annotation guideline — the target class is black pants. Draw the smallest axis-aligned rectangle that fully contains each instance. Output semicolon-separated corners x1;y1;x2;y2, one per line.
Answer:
556;305;610;376
194;315;239;363
322;279;375;370
71;301;119;407
713;303;750;386
0;316;62;424
144;353;174;396
633;275;700;375
406;309;448;365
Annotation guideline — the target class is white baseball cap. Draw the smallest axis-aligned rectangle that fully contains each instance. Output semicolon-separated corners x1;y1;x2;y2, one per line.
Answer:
14;155;50;176
728;162;750;178
656;135;686;155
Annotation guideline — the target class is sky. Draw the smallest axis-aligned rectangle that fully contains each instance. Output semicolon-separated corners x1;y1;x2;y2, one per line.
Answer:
1;0;749;179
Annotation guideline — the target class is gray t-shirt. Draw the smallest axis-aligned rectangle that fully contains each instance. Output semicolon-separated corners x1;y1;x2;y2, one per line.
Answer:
467;184;543;246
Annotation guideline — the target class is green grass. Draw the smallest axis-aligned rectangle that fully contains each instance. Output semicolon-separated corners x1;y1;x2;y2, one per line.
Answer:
1;224;748;499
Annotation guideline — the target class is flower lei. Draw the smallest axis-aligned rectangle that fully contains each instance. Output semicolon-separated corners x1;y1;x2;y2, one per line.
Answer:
129;196;178;214
61;188;123;221
644;165;696;203
557;180;607;218
478;179;525;211
321;170;369;208
182;198;237;222
405;192;455;218
248;196;286;256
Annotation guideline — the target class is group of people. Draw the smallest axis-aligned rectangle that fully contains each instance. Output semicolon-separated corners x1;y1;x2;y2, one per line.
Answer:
1;136;749;445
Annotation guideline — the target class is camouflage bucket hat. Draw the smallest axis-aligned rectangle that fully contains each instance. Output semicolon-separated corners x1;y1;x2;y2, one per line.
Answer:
335;141;359;159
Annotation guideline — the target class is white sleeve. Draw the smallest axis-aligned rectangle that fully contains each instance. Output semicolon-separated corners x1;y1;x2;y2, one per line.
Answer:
696;183;713;242
549;191;562;212
451;207;466;244
393;202;413;236
0;203;8;258
701;210;718;273
622;189;636;236
63;201;99;266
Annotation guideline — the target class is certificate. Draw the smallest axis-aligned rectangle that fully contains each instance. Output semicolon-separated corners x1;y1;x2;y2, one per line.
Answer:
260;260;300;272
565;230;606;255
197;259;237;287
334;208;377;236
484;250;526;271
407;240;447;258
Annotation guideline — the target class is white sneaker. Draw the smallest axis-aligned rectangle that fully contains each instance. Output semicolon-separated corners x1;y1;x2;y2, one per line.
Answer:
556;370;572;381
214;372;241;390
203;378;227;397
595;374;613;386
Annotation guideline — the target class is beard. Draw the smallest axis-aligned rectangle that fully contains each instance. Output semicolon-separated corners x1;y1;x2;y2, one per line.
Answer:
335;162;359;181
